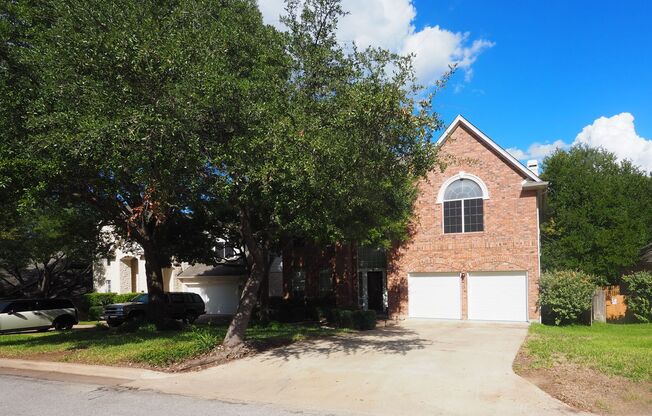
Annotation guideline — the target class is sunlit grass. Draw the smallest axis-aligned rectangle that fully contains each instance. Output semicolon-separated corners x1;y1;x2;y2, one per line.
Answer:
0;321;346;367
522;323;652;382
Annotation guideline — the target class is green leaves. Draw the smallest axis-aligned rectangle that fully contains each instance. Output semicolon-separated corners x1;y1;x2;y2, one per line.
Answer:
622;272;652;323
541;146;652;283
539;270;597;325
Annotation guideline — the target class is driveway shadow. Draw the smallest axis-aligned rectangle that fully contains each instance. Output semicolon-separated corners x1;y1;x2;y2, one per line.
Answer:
263;324;433;362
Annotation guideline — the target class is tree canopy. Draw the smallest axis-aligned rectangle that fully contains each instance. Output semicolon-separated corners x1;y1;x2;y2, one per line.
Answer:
540;145;652;283
4;0;284;312
4;0;447;346
215;0;445;346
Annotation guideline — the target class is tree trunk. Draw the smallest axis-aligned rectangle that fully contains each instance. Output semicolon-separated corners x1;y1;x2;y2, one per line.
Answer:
223;208;267;348
141;242;167;327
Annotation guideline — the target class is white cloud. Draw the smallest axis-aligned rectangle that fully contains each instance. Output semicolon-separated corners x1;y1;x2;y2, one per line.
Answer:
574;113;652;171
257;0;493;86
507;113;652;172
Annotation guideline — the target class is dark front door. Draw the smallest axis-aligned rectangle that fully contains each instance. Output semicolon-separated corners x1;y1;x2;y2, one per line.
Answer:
367;271;384;312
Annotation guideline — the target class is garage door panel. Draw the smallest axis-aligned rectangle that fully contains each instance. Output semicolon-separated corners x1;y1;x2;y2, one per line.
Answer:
185;281;240;315
467;272;527;322
408;273;461;319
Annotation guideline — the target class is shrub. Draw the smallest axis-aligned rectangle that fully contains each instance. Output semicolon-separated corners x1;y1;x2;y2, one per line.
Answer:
338;310;354;328
622;271;652;323
79;292;140;317
88;306;104;321
356;310;377;330
539;270;596;325
326;308;376;330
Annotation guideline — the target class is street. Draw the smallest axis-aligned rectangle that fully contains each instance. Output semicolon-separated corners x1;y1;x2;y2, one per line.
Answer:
0;374;335;416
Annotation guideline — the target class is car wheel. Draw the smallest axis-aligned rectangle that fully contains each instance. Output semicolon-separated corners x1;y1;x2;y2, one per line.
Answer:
106;319;122;327
127;311;146;323
185;311;198;324
53;318;70;331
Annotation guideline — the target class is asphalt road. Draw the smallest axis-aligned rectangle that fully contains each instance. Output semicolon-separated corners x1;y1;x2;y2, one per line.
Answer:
0;374;334;416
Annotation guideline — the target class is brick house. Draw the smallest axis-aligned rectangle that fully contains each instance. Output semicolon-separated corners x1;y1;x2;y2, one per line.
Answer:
282;116;547;322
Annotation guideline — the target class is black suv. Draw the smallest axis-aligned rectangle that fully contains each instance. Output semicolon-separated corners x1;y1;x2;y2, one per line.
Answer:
101;292;206;327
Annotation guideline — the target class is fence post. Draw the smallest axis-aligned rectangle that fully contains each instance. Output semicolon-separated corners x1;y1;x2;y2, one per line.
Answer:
592;288;606;323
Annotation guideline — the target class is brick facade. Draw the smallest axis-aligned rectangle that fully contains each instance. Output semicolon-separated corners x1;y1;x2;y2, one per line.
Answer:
387;123;542;321
282;242;359;308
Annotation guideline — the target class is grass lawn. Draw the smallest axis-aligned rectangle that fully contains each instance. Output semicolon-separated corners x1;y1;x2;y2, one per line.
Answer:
0;322;346;368
521;323;652;382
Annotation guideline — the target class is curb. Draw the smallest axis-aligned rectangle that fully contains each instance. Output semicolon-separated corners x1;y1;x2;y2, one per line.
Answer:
0;358;168;382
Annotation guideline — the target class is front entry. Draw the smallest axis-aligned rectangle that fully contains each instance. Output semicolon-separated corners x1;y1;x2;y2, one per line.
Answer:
359;270;387;313
367;271;384;312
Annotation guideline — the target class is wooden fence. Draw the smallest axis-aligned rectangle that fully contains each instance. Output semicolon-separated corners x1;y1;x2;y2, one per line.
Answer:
592;285;631;323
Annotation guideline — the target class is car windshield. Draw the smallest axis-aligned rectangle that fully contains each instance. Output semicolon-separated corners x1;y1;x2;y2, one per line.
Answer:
131;294;149;304
0;301;10;313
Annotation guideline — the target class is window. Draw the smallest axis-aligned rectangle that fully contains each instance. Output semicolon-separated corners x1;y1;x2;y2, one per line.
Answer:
318;268;333;296
106;280;112;293
170;294;184;304
443;179;484;233
291;269;306;298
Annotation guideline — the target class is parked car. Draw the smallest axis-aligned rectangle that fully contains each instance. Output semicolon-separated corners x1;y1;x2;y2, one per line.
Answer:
101;292;206;327
0;298;79;333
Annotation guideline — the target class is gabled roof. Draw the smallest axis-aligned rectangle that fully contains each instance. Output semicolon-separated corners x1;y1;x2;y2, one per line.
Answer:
437;115;546;184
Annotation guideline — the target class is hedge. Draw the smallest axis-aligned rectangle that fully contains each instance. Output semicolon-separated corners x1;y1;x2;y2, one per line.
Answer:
328;308;376;330
538;270;596;325
622;271;652;323
262;298;376;330
77;292;140;318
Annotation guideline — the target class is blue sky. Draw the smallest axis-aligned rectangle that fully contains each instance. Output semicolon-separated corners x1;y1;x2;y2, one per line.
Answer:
259;0;652;170
414;0;652;164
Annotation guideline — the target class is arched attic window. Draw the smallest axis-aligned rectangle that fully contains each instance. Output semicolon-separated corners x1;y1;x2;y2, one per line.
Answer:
441;176;486;233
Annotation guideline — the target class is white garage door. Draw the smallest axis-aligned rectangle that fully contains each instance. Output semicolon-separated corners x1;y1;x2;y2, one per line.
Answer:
408;273;461;319
467;271;527;322
185;280;241;315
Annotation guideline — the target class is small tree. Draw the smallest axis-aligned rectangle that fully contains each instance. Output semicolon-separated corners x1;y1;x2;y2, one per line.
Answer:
621;271;652;323
538;270;597;325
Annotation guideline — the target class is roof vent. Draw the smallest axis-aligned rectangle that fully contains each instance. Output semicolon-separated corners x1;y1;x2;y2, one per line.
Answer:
527;160;539;176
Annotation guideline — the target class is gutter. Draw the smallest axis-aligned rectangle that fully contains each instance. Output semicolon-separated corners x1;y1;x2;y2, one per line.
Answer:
522;181;549;190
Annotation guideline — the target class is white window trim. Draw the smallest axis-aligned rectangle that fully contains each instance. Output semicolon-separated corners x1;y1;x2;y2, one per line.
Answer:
436;172;490;203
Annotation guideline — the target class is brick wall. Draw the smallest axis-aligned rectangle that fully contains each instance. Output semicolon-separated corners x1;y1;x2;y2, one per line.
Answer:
387;124;541;320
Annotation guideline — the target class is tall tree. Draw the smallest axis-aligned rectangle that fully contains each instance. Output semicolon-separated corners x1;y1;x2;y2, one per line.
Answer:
540;145;652;282
12;0;284;320
216;0;445;347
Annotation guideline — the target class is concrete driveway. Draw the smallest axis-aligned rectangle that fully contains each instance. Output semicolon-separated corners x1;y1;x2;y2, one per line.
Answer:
130;320;585;416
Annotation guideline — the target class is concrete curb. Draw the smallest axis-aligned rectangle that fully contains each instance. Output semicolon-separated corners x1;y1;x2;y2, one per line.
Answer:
0;358;168;382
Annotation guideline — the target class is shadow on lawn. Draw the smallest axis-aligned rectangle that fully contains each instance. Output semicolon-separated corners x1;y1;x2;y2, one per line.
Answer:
262;324;432;361
0;325;224;351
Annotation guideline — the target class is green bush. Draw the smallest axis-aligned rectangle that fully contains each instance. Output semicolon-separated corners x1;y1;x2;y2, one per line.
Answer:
326;308;376;330
78;292;140;320
80;292;139;310
88;306;104;321
622;271;652;323
356;310;377;330
539;270;596;325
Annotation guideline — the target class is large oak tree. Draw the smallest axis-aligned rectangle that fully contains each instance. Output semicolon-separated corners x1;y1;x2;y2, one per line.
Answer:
9;0;285;319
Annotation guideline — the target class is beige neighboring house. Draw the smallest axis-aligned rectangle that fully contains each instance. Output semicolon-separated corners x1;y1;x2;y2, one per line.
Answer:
94;232;284;315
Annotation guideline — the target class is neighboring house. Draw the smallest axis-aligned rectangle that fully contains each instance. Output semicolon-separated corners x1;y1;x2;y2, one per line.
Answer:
94;239;284;315
282;116;547;322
